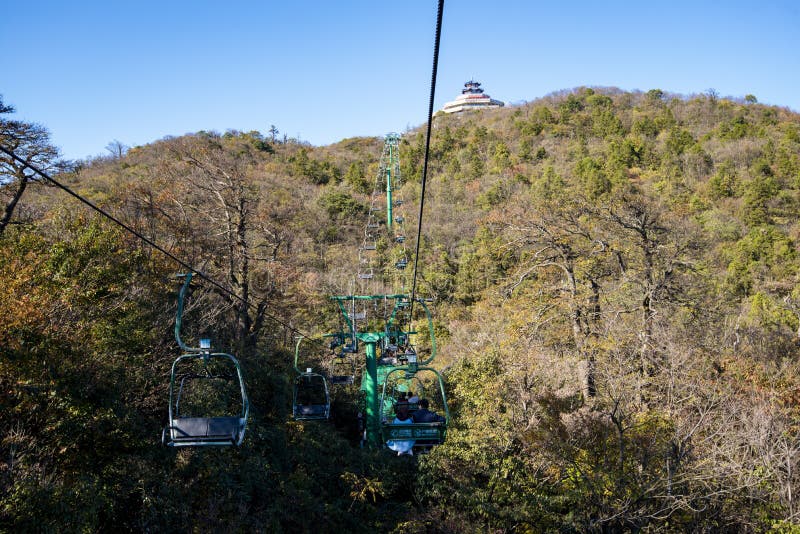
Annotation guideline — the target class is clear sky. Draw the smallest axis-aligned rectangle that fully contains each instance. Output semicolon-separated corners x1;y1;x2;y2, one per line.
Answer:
3;1;799;161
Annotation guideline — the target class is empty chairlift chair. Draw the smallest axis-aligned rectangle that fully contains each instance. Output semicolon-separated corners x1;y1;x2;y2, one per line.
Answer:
292;337;331;421
327;333;357;385
165;349;249;447
293;371;331;420
163;273;249;447
330;355;356;385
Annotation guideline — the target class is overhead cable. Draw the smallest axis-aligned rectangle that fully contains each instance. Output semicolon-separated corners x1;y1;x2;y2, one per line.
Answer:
0;143;315;343
409;0;444;318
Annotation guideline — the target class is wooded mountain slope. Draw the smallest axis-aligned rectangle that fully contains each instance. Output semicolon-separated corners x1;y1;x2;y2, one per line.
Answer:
3;87;800;532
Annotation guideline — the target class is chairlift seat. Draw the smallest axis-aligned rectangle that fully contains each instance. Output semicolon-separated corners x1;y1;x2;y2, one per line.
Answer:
166;416;246;447
358;273;373;280
293;404;330;420
382;421;445;444
330;375;355;385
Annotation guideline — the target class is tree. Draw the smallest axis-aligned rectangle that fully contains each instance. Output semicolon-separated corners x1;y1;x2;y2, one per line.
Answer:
0;96;62;235
268;124;279;143
104;139;129;159
161;132;273;353
499;193;612;398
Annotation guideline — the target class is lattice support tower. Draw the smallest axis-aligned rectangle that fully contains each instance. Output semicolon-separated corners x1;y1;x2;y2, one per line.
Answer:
357;133;410;296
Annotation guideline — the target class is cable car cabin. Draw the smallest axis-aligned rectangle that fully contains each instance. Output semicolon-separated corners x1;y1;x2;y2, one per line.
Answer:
380;367;449;450
293;371;330;420
163;352;249;447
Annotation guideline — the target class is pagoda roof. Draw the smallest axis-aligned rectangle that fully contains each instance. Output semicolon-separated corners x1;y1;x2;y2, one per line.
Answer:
441;80;503;113
462;80;484;94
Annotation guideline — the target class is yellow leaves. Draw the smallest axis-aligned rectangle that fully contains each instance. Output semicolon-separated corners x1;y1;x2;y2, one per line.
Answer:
0;252;49;350
340;471;386;511
757;291;797;324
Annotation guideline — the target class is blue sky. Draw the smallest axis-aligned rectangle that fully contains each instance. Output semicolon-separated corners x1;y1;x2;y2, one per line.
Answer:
3;1;799;161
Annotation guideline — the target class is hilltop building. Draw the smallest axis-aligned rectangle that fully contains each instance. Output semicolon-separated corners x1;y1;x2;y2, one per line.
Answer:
441;80;504;113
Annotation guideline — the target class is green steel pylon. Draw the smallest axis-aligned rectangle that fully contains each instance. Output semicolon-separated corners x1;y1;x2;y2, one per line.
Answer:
358;133;409;294
328;294;439;448
384;133;400;230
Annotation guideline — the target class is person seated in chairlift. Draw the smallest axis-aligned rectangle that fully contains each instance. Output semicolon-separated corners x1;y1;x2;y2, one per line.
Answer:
386;401;415;456
407;391;420;404
412;398;444;423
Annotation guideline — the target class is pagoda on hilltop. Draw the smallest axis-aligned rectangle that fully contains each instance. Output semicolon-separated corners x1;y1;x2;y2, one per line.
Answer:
441;80;504;113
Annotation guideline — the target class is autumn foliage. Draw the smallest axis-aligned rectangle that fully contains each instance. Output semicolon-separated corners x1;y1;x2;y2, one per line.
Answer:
3;88;800;531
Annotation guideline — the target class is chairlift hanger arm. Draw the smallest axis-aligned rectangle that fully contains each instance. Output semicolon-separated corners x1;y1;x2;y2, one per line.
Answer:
293;335;312;375
332;298;356;342
175;272;208;353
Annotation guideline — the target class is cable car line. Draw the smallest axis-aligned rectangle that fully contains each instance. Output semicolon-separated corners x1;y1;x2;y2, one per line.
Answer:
0;143;315;344
408;0;444;319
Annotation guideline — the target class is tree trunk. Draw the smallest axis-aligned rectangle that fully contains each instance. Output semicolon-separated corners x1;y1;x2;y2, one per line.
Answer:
0;174;28;235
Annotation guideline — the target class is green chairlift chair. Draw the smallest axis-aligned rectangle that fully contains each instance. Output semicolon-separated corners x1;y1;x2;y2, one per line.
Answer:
163;273;249;447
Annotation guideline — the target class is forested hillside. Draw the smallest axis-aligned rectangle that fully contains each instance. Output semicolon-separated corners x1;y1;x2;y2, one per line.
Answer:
3;87;800;532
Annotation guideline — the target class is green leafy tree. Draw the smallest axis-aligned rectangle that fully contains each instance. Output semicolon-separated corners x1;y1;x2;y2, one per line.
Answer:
344;161;371;193
708;160;739;199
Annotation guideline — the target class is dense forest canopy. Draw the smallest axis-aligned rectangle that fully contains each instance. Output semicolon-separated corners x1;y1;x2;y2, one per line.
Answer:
3;87;800;532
